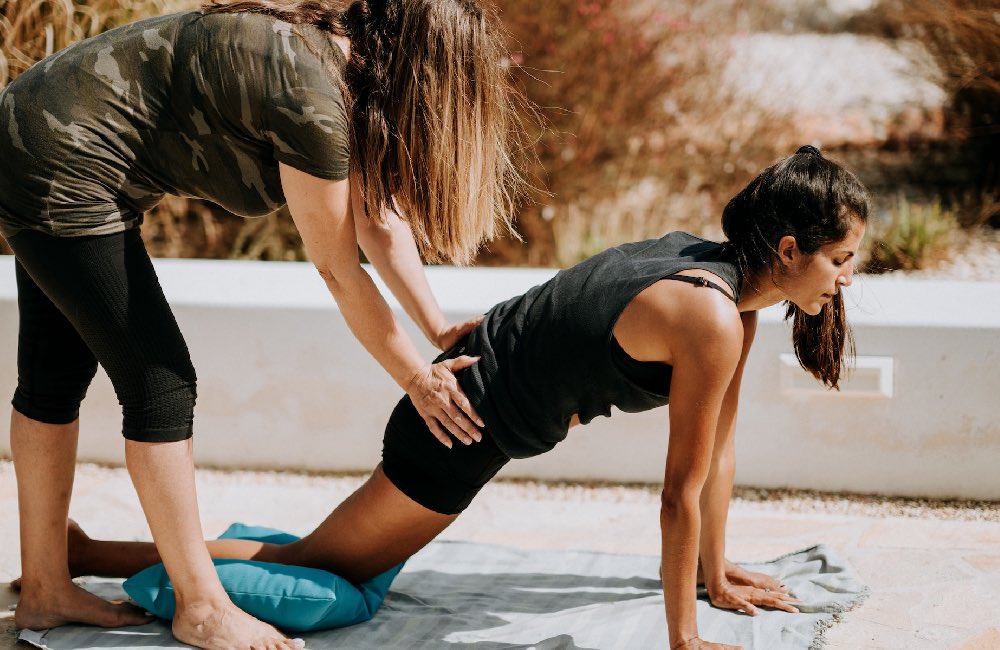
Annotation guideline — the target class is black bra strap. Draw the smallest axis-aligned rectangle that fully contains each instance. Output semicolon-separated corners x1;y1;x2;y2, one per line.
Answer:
663;273;736;303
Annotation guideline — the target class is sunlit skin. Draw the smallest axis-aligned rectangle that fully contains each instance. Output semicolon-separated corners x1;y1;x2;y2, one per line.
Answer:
27;222;865;650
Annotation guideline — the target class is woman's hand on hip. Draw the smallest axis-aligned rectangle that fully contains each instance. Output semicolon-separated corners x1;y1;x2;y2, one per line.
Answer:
406;356;484;447
707;580;800;616
435;315;484;351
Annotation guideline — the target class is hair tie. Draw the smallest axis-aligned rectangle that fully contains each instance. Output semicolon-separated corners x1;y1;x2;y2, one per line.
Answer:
796;144;821;157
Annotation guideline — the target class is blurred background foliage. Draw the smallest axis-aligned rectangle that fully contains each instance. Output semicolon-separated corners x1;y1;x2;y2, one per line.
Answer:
1;0;997;271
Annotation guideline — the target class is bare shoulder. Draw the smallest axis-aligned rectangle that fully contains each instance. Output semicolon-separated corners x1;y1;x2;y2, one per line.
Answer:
614;272;743;367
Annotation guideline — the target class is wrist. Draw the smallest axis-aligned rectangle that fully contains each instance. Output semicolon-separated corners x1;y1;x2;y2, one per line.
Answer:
700;563;727;591
670;636;699;650
401;363;429;392
427;317;449;350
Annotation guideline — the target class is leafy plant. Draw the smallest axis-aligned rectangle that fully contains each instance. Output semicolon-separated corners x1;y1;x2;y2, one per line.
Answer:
862;195;959;273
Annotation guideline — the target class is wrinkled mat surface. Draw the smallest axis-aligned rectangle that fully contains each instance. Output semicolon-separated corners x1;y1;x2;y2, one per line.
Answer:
20;540;867;649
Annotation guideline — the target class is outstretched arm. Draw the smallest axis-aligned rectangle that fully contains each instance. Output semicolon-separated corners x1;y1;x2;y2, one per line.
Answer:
695;313;797;614
280;164;481;447
659;299;743;649
352;175;482;353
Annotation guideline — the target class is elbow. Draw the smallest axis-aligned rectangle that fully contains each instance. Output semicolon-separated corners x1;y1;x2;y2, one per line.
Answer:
314;262;358;295
315;264;339;288
659;485;701;524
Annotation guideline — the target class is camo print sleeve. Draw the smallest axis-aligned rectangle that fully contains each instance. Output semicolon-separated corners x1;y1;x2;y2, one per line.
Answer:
260;20;350;182
0;11;352;239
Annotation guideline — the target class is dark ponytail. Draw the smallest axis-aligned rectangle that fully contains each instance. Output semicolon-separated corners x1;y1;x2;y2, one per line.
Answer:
722;146;870;389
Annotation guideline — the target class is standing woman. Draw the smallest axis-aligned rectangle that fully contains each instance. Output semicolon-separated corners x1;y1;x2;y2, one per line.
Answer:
0;0;521;647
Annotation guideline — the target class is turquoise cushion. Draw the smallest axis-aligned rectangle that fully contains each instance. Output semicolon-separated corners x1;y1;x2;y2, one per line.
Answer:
123;523;404;633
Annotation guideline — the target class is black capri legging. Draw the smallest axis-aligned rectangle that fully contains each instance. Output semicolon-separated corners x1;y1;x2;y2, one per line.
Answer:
7;227;197;442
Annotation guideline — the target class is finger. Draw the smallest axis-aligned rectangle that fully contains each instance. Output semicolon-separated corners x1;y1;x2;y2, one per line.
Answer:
444;405;481;442
438;409;475;445
423;416;453;448
763;594;800;613
450;386;485;432
765;577;788;592
443;354;480;372
457;315;484;334
737;599;759;616
752;591;801;613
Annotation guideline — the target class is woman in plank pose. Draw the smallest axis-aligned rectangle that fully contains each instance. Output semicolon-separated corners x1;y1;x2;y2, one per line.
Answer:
0;0;521;647
56;147;868;650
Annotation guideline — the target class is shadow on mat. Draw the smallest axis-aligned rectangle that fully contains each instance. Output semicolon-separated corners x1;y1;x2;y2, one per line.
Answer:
311;569;665;649
20;570;665;649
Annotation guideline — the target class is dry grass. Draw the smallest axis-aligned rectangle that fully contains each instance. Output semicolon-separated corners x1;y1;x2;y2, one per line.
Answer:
851;0;999;228
478;0;793;267
0;0;169;86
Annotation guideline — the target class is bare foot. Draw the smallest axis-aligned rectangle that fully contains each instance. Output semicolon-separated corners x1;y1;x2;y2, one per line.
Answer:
173;601;304;650
14;580;153;630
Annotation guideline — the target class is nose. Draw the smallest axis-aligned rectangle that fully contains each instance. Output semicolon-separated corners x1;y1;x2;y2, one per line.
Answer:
837;266;854;288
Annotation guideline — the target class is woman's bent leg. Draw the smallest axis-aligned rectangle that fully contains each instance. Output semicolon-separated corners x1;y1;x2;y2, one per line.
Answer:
277;465;458;583
66;465;457;585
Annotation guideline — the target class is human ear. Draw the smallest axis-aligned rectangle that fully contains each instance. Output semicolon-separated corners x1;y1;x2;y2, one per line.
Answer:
777;235;798;269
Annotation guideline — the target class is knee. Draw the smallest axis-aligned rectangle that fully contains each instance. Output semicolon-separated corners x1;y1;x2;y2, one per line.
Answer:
120;363;198;443
12;357;99;425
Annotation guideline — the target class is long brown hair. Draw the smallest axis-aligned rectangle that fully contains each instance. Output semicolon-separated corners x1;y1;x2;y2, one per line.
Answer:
202;0;524;264
721;146;870;389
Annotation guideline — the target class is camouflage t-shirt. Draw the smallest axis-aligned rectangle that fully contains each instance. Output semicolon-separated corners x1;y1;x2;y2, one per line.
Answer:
0;10;349;238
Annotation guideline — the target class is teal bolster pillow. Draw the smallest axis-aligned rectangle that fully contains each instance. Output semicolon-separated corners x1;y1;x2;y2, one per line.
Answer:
123;523;404;633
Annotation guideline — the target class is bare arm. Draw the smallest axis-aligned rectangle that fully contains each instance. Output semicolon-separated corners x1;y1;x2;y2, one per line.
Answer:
280;163;482;446
697;312;800;614
697;311;756;590
659;300;743;648
615;277;746;648
351;175;482;352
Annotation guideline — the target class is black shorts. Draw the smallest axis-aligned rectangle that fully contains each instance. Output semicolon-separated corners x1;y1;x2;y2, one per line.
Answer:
7;227;197;441
381;391;511;516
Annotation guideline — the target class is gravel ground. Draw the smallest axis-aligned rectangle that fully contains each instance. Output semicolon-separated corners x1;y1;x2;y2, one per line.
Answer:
478;478;1000;523
57;462;1000;523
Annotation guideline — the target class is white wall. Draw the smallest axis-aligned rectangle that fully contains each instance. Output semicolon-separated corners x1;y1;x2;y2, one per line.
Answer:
1;256;997;499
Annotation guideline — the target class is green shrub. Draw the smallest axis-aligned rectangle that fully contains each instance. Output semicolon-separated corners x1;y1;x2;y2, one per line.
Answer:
862;195;959;273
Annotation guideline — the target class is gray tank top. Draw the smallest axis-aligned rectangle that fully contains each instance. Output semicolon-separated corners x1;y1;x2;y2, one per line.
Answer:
0;11;349;238
460;231;742;458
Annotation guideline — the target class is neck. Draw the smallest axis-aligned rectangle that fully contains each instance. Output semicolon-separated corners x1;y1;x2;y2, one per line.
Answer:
736;270;786;313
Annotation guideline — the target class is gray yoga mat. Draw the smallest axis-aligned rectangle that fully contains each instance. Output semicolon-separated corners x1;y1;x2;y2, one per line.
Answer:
19;540;867;650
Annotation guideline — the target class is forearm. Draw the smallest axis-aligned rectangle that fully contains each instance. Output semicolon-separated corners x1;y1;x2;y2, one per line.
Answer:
697;447;735;588
322;264;426;389
661;498;702;648
356;205;447;349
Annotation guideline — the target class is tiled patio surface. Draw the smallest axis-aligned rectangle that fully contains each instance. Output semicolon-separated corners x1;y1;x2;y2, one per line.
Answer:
1;461;998;649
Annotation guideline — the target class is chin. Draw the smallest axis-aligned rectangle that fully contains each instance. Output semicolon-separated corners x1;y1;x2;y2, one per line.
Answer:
800;303;823;316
